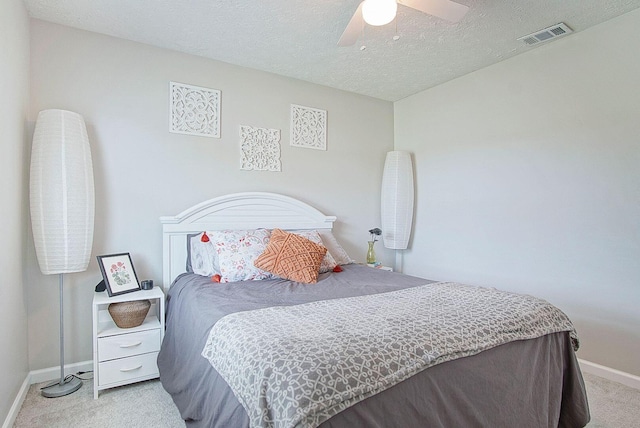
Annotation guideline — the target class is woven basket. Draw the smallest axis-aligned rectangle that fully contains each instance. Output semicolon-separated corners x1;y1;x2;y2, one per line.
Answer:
108;299;151;328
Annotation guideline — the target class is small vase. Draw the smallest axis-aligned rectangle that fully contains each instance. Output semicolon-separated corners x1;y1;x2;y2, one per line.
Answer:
366;241;376;264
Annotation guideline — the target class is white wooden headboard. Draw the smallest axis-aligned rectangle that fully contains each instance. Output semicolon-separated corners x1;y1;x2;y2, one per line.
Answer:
160;192;337;290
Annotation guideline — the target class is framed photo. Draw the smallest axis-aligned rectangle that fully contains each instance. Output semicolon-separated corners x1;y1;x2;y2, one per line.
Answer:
97;253;141;297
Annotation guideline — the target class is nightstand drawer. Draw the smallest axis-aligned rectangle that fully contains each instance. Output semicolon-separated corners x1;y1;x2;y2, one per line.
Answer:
98;329;161;362
98;352;159;386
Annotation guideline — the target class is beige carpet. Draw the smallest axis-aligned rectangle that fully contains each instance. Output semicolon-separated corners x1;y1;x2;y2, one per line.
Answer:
14;377;183;427
583;372;640;428
13;372;640;427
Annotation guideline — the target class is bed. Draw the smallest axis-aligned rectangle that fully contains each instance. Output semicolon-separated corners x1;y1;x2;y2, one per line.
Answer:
158;192;590;428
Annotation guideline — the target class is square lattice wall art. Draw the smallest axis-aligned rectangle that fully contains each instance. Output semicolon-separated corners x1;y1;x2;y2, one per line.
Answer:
290;104;327;150
169;82;221;138
239;125;281;172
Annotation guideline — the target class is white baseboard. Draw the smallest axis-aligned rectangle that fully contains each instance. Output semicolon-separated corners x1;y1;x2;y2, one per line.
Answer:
2;360;93;428
579;359;640;390
28;360;93;384
2;375;30;428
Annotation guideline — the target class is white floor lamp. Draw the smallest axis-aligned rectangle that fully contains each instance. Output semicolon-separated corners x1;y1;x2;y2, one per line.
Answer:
30;109;95;398
381;151;414;272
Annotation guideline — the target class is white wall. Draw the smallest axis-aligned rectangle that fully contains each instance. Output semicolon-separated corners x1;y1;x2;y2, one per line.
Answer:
395;8;640;376
0;0;30;422
28;20;394;370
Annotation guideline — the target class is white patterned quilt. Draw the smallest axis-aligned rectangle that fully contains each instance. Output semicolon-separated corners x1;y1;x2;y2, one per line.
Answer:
202;282;578;428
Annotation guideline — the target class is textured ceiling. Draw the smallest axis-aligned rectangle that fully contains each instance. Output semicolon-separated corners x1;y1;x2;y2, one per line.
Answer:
23;0;640;101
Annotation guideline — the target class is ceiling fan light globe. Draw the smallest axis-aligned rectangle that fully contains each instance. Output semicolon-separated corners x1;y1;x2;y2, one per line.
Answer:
362;0;397;26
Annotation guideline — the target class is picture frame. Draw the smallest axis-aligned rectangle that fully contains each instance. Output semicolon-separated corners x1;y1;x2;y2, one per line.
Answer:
97;253;141;297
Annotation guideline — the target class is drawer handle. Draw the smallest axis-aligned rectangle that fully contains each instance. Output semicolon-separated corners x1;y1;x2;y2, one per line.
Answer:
120;365;143;372
119;341;142;348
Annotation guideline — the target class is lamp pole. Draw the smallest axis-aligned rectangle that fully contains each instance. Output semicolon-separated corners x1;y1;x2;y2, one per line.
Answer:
41;274;82;397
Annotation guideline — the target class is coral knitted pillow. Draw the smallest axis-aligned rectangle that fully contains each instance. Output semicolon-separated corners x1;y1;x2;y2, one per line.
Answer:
254;229;327;284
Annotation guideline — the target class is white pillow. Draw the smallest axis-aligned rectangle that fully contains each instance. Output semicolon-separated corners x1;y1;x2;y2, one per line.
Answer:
317;230;354;265
289;230;337;273
190;232;219;277
210;229;273;283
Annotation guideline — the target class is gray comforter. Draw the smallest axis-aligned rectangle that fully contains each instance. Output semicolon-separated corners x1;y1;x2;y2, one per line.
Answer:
158;265;590;428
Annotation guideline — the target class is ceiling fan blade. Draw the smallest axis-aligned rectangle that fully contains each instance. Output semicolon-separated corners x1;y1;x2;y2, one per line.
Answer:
398;0;469;23
338;2;365;46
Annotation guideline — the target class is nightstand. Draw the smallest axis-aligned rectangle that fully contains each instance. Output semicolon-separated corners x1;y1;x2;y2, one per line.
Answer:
366;263;393;272
92;287;165;399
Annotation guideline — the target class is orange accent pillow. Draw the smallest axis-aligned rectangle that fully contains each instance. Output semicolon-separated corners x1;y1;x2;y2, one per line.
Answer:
254;228;327;284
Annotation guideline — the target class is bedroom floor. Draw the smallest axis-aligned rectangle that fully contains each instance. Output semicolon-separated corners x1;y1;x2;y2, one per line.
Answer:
13;372;640;427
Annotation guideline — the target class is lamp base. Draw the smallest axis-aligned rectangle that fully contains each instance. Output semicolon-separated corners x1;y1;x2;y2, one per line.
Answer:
41;376;82;398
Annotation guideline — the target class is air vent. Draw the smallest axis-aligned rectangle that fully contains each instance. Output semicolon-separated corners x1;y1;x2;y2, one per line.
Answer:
518;23;573;46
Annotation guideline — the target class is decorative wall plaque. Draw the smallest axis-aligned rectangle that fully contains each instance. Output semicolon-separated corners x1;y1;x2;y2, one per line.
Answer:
239;125;281;172
169;82;220;138
290;104;327;150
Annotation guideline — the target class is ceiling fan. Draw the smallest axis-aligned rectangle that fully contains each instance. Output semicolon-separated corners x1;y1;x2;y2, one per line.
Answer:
338;0;469;46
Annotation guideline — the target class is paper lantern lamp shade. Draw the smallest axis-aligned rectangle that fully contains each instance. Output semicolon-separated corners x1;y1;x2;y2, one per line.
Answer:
30;109;95;275
381;151;414;250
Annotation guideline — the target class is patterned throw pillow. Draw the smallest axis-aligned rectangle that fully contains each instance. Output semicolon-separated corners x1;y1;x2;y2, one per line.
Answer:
254;229;327;284
289;230;337;273
210;229;273;283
